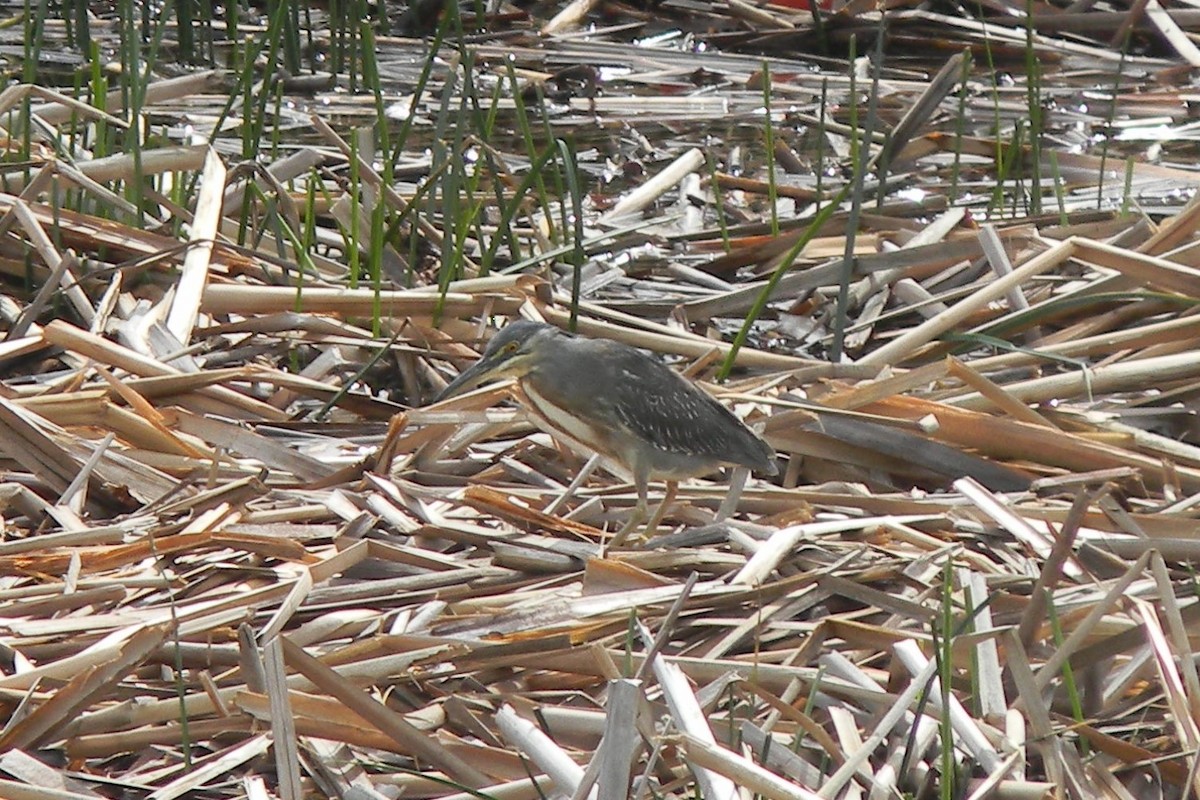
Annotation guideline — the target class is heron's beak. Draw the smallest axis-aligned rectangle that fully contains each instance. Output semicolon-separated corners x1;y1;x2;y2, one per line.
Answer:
435;356;510;402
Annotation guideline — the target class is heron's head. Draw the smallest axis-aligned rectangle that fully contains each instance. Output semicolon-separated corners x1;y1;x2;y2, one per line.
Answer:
435;320;558;402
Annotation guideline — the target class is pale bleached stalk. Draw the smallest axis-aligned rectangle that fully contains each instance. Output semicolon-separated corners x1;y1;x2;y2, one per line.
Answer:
818;640;939;799
601;148;705;223
892;640;1003;773
650;657;738;800
733;516;935;586
857;238;1076;368
1034;550;1152;690
680;733;821;800
541;0;601;34
496;705;597;800
1130;597;1200;798
948;350;1200;411
166;147;225;344
593;679;642;800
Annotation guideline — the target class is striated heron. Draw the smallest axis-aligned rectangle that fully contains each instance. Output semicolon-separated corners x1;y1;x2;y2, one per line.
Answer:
435;320;778;543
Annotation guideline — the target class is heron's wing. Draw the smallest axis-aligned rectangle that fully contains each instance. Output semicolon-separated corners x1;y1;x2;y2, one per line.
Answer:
537;339;775;473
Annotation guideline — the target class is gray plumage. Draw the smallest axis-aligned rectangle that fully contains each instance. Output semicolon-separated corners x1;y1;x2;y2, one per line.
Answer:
437;320;777;481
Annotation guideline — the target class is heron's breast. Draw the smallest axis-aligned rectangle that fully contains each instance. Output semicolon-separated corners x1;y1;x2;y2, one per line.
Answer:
520;382;619;455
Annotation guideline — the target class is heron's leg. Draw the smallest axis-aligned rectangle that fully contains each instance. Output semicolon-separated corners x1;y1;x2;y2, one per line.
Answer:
607;464;649;549
717;467;750;521
644;479;677;538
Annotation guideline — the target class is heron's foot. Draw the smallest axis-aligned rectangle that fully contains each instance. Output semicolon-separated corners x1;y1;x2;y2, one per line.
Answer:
606;506;647;550
641;498;673;541
607;494;676;549
641;482;678;543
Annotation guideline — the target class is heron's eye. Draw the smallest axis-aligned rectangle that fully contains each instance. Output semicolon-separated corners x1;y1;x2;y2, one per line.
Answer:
503;342;519;354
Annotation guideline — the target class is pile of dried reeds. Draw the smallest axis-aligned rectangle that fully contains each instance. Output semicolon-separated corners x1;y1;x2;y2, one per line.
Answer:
2;2;1200;799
